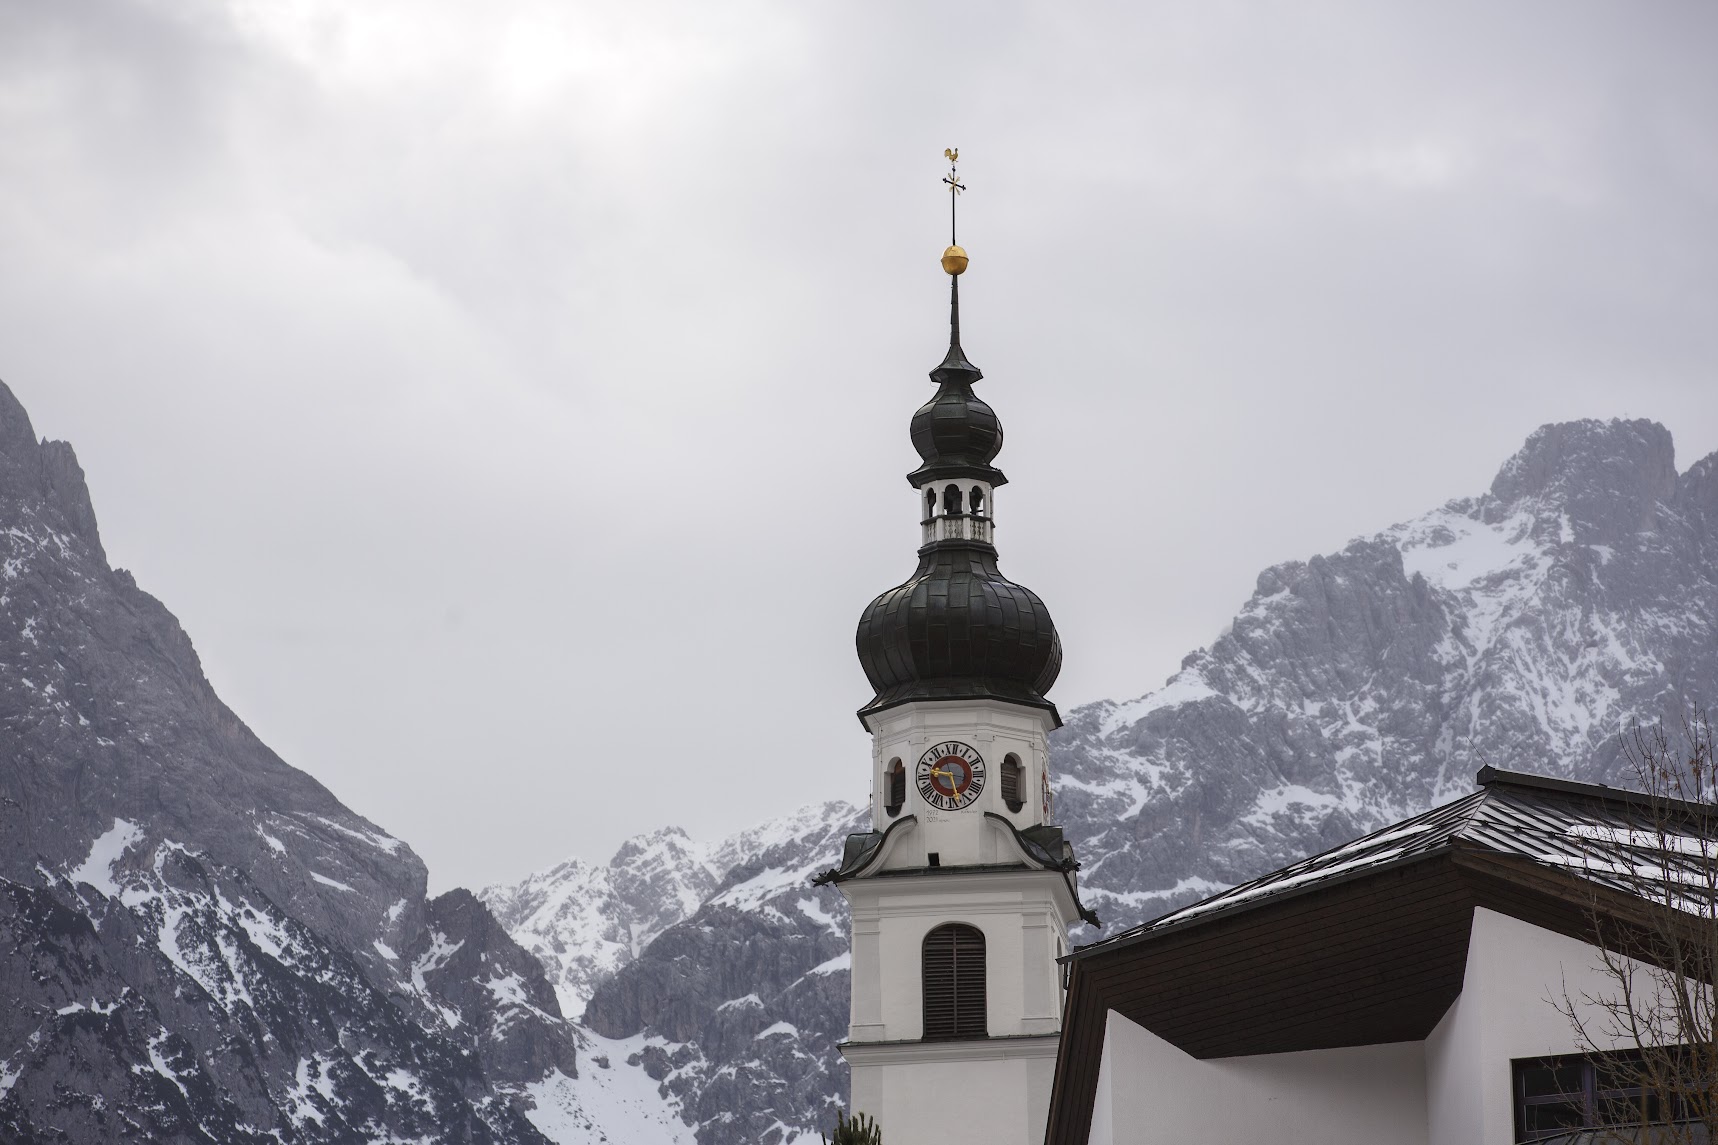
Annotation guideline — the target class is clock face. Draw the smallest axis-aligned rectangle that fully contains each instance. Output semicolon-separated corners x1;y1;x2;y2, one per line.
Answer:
916;741;986;811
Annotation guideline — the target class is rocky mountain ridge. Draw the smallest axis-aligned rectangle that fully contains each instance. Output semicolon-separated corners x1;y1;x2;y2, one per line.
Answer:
0;380;578;1143
489;417;1718;1145
483;802;863;1019
1056;417;1717;930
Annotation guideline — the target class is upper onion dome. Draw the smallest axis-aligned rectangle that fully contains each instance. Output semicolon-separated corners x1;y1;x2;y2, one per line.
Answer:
906;278;1007;488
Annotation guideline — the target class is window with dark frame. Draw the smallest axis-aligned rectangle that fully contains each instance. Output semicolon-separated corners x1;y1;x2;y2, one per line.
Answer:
922;923;987;1041
1000;753;1024;813
1513;1048;1691;1142
884;759;905;817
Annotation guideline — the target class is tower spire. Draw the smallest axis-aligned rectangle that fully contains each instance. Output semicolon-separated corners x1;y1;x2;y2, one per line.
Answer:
936;147;977;383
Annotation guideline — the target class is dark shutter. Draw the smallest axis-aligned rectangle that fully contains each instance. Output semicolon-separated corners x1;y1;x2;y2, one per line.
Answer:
1000;755;1022;811
887;765;906;814
923;923;987;1040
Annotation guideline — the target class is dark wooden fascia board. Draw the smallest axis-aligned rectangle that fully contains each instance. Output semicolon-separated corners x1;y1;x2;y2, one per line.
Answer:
1083;865;1470;997
1452;844;1714;976
1044;961;1104;1145
1070;843;1455;964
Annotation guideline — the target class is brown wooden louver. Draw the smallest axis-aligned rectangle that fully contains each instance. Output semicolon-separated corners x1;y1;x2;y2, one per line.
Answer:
922;923;987;1040
887;764;906;813
1000;755;1022;810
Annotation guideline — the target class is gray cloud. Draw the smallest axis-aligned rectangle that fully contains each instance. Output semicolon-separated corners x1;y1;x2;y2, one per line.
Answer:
2;0;1715;890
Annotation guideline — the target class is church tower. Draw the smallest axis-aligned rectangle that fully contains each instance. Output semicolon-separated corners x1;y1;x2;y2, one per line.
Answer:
815;154;1095;1145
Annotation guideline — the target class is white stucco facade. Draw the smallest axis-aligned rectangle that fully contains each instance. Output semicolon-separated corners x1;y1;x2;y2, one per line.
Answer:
843;868;1072;1044
837;698;1084;1145
1084;907;1656;1145
866;698;1058;848
1423;907;1648;1145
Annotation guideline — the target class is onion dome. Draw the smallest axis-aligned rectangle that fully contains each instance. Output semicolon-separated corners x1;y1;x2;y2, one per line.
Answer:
906;276;1007;489
856;542;1062;722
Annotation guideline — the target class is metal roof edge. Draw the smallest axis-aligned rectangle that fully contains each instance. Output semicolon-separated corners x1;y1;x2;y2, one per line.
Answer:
1067;788;1492;961
1065;844;1456;963
1475;766;1704;816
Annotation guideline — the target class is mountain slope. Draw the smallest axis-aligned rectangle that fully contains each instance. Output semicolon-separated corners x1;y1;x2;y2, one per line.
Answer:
490;417;1718;1145
0;379;577;1143
1058;418;1718;929
484;802;862;1022
482;803;865;1145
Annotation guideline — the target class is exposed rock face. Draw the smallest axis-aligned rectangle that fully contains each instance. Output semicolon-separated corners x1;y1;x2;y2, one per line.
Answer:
490;418;1718;1145
484;827;735;1019
1059;418;1718;929
484;803;864;1145
0;380;575;1143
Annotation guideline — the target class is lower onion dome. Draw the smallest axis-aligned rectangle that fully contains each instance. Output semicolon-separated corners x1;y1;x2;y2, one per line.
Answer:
855;541;1062;723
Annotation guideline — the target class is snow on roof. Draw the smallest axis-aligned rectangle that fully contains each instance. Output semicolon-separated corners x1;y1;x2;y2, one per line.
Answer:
1077;767;1718;955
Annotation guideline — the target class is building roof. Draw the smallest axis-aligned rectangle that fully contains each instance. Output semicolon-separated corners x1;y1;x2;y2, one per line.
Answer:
1085;766;1716;954
1043;767;1718;1145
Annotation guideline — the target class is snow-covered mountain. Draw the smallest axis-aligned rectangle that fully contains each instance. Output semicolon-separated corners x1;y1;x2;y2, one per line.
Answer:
488;418;1718;1145
1057;418;1718;930
481;802;865;1144
0;380;578;1142
482;803;864;1018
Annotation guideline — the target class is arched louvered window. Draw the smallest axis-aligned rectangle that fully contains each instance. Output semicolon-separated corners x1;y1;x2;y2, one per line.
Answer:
885;759;906;817
922;923;987;1040
1000;753;1024;813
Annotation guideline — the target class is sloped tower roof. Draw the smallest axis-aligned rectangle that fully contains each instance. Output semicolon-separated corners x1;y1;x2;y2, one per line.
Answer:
854;256;1063;724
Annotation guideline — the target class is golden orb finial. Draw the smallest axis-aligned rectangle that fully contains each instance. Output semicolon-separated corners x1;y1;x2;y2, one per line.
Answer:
941;148;968;276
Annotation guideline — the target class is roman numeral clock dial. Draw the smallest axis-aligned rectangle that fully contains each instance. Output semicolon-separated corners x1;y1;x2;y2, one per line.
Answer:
915;741;986;812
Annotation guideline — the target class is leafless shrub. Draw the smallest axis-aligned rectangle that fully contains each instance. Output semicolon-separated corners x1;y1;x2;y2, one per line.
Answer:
1553;713;1718;1144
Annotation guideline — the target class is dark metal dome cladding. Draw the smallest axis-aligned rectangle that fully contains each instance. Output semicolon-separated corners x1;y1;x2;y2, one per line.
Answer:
856;542;1062;720
906;375;1005;487
905;276;1007;489
855;270;1062;724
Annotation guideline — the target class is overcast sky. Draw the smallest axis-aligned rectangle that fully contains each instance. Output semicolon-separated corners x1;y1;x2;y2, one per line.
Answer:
3;0;1716;892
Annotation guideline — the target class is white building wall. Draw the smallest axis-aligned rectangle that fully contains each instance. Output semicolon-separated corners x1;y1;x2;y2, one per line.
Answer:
1086;906;1664;1145
847;1037;1058;1145
1425;906;1652;1145
1086;1011;1428;1145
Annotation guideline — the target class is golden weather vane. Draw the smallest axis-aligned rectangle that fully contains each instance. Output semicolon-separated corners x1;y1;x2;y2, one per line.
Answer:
941;148;968;276
942;148;965;240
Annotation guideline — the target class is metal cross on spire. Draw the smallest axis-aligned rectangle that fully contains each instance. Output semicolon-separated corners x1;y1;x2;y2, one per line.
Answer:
943;147;965;245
